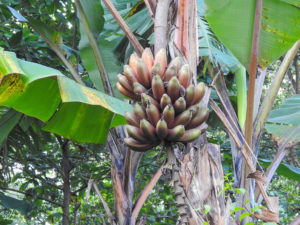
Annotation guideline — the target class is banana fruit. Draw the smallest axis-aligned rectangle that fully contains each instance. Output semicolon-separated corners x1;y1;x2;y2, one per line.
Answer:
117;48;209;152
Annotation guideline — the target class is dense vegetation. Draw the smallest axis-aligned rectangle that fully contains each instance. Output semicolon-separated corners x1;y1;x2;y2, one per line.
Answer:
0;0;299;224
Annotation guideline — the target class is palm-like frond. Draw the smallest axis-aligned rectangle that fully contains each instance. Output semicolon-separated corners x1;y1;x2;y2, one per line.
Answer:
198;14;240;73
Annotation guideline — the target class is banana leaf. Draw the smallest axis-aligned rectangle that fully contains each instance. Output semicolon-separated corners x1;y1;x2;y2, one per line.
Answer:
204;0;300;71
0;48;132;144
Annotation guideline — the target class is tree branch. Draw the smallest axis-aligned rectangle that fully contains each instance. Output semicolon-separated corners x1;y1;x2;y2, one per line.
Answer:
92;181;115;224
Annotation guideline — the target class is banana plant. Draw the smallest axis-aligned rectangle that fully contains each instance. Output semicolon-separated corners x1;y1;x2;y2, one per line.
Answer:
1;0;300;224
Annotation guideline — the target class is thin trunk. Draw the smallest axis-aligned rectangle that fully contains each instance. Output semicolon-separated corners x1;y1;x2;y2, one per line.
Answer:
62;142;71;225
294;54;299;94
73;203;81;225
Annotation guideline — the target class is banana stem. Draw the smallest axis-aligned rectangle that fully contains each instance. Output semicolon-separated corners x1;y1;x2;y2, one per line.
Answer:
235;65;247;131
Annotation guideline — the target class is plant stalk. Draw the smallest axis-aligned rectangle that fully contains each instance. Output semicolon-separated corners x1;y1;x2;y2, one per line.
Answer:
244;0;262;147
154;0;172;54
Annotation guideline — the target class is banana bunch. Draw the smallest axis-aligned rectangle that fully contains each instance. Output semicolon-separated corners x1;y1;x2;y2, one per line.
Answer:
117;48;209;152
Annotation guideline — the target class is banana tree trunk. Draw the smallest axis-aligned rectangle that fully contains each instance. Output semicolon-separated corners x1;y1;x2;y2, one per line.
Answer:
156;1;228;224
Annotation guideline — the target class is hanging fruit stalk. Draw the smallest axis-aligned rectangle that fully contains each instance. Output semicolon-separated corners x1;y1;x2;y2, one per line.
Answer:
117;48;210;152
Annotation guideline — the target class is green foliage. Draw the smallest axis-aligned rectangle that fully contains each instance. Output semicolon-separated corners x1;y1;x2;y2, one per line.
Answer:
266;94;300;142
204;0;300;71
0;49;132;143
268;176;300;224
0;192;34;215
260;159;300;182
0;109;21;146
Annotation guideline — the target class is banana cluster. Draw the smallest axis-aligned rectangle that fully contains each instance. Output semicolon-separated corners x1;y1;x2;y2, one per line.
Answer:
117;48;209;152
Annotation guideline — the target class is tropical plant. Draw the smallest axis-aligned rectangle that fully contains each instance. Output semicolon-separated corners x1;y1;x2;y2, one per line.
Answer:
0;0;299;224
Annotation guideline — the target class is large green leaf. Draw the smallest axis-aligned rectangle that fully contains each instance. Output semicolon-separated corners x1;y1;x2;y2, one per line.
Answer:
0;109;22;146
0;48;132;143
266;95;300;142
204;0;300;71
0;192;34;215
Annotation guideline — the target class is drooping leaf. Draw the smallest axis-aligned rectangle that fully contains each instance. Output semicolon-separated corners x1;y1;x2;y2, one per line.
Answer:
259;159;300;182
0;192;34;215
0;109;22;146
0;48;132;144
204;0;300;71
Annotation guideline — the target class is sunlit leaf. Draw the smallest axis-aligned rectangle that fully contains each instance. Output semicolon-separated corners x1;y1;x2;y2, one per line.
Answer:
204;0;300;71
0;48;132;143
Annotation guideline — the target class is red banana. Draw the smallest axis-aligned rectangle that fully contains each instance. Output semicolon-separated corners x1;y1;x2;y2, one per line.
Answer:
154;48;167;75
174;109;193;127
178;64;190;88
178;128;202;142
137;59;150;88
162;104;175;128
146;102;160;126
167;125;185;141
152;75;165;100
160;94;172;110
133;82;147;95
123;65;138;85
142;47;154;80
117;82;139;100
125;111;140;127
164;66;177;82
117;74;133;91
174;97;186;114
156;119;168;139
124;138;158;152
141;93;160;109
126;125;149;143
185;85;195;107
167;77;180;103
140;119;158;141
151;63;163;78
192;82;205;104
129;52;139;75
133;103;146;119
187;107;209;129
